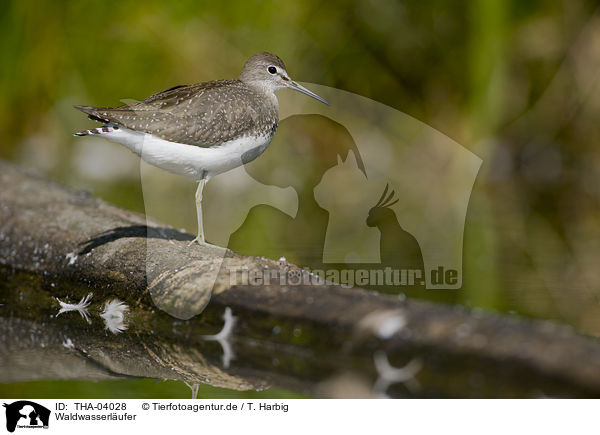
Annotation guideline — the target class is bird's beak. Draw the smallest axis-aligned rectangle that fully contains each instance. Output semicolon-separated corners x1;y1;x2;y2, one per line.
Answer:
287;81;330;105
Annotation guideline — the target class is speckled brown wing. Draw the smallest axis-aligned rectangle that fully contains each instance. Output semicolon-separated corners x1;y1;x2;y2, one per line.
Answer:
74;80;278;147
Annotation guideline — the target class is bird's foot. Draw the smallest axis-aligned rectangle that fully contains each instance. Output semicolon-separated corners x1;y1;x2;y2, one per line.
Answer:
188;236;206;246
187;237;222;249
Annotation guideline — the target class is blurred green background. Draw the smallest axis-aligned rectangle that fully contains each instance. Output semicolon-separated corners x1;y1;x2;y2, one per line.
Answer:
2;0;600;397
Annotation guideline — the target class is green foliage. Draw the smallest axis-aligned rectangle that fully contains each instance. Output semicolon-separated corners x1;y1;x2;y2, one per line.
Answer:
0;379;304;399
3;0;600;396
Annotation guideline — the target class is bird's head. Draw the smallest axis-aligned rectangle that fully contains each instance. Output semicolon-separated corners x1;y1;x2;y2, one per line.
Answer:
239;52;329;105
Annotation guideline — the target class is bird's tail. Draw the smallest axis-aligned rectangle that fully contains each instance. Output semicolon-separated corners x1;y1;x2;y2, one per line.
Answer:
74;105;110;122
73;105;118;136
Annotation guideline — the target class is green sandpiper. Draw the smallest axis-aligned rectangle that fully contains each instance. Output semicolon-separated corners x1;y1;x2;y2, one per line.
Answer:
74;52;329;244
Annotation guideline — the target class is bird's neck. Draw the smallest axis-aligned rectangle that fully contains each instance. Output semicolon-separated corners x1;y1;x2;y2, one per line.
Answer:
242;80;279;104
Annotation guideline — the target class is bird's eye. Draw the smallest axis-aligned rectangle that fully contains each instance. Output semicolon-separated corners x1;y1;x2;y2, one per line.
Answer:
268;66;277;74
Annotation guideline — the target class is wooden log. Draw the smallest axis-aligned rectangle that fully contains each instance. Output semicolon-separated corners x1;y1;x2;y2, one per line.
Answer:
1;159;599;398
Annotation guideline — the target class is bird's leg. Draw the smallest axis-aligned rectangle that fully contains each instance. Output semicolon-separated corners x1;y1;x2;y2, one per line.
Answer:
189;179;206;245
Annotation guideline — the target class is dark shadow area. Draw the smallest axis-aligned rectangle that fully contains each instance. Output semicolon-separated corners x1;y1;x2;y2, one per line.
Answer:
78;225;194;255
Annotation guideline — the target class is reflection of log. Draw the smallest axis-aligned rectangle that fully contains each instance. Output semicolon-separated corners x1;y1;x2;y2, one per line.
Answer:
1;159;600;398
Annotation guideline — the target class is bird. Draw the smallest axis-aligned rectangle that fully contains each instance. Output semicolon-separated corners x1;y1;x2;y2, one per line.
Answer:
74;52;329;245
367;184;425;287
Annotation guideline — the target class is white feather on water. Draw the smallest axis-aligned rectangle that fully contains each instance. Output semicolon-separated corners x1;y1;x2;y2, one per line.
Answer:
100;298;129;334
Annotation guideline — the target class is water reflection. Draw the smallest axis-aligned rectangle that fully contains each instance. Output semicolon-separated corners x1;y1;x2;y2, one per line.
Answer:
55;293;93;323
2;268;596;399
372;352;422;398
201;307;237;369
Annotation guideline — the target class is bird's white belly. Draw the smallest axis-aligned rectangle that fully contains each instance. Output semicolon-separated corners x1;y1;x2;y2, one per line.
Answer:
102;127;272;180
